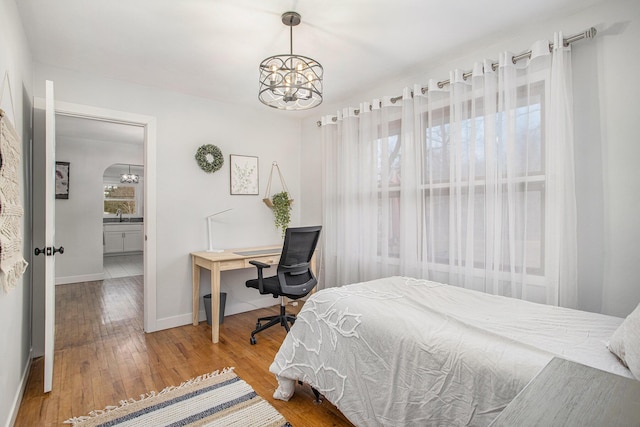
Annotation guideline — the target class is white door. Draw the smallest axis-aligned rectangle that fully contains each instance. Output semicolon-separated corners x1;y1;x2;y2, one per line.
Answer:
43;80;58;393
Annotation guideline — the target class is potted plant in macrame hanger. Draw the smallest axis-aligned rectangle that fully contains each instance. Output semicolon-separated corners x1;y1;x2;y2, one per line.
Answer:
263;162;293;237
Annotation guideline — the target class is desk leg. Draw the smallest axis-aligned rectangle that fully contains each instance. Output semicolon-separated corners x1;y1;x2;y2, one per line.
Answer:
192;256;200;326
311;253;317;277
311;252;318;293
211;262;221;343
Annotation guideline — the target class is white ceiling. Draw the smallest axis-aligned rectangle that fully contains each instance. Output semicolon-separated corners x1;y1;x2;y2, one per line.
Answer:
17;0;602;117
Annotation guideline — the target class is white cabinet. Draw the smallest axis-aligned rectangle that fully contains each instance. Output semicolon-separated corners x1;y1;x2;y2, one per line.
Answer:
104;223;144;253
123;230;143;252
104;231;125;253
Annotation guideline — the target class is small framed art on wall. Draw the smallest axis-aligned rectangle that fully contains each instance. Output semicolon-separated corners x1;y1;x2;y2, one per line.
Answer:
230;155;259;195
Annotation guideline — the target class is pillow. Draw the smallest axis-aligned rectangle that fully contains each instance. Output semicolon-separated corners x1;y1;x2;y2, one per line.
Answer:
608;302;640;380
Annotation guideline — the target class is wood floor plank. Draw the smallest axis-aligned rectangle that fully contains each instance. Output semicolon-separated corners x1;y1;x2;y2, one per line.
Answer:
15;276;354;426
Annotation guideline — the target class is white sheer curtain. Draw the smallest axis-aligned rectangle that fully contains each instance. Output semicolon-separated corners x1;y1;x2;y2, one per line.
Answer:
321;34;577;307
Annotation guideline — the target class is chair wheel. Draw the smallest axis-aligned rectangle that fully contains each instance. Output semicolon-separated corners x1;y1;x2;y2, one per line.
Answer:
250;336;257;345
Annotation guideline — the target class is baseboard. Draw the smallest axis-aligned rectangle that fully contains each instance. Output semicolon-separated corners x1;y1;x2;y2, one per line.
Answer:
5;347;32;427
153;299;277;332
225;299;275;316
55;273;105;285
154;313;195;331
103;251;143;257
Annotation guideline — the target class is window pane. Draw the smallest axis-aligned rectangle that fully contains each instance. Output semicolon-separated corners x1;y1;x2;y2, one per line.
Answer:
425;189;450;263
104;185;135;199
104;201;136;215
378;191;400;257
515;82;544;175
374;80;546;279
419;184;543;273
377;135;401;187
104;185;137;215
424;121;451;184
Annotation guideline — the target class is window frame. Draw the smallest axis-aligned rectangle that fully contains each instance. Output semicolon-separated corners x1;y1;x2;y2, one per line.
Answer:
375;80;547;279
103;179;142;218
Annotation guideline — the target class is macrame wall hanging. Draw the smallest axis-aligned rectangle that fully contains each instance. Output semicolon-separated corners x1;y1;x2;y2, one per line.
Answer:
0;71;28;293
262;161;293;207
263;161;293;237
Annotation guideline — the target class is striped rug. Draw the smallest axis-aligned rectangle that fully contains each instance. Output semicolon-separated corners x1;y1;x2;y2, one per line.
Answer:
64;368;291;427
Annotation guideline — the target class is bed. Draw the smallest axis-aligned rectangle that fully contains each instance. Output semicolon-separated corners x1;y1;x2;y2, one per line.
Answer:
269;276;635;426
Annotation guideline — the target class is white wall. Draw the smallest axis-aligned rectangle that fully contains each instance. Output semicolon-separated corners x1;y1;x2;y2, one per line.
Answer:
55;136;143;283
0;0;32;425
300;0;640;317
32;64;303;329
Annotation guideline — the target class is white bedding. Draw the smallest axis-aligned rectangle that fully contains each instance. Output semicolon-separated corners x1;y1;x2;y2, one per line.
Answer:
269;276;632;427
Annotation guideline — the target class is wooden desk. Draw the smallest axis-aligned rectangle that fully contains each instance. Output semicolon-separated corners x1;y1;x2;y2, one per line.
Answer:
489;357;640;426
191;245;317;343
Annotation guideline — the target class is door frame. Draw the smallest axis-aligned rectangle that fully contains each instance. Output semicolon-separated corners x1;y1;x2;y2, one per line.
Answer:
34;98;158;332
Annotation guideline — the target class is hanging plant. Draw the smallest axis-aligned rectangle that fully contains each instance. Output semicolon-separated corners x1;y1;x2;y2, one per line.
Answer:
272;191;292;238
262;162;293;236
195;144;224;173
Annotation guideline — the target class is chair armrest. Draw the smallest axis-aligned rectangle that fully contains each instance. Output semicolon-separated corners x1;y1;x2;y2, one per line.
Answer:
249;260;271;269
249;260;271;294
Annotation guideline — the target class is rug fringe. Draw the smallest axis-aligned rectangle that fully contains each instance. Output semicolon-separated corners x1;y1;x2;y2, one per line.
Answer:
63;367;235;425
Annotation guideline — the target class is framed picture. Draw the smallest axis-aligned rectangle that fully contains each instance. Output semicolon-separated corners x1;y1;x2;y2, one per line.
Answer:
55;161;70;199
230;155;259;195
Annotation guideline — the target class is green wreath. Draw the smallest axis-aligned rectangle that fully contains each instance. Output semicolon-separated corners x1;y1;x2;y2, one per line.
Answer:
195;144;224;173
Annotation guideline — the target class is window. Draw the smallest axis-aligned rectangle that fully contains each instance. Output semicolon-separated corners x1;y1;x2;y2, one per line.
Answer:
376;82;546;276
104;185;138;215
322;47;576;305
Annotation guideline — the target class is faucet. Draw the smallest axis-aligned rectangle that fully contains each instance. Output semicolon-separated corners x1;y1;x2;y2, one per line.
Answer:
115;209;123;222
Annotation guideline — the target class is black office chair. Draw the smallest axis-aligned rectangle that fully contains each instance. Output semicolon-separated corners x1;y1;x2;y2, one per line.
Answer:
245;225;322;345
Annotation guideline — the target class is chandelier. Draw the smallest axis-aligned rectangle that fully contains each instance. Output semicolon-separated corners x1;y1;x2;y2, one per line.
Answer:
120;164;139;184
258;12;323;110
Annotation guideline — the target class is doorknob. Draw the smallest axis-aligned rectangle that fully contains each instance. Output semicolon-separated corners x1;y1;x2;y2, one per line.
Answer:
34;246;65;256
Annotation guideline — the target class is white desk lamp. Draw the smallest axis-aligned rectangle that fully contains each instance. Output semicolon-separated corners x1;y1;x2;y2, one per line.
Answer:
206;208;232;252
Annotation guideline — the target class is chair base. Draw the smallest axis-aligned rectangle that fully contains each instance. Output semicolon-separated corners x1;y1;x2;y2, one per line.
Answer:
249;297;296;345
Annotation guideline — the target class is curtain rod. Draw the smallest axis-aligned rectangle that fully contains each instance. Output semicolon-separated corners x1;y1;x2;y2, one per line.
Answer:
316;27;596;127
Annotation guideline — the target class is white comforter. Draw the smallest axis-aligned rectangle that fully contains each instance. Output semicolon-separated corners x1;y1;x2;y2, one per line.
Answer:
269;276;632;427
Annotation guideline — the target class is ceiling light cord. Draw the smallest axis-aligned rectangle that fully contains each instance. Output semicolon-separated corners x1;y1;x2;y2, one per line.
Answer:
289;17;294;55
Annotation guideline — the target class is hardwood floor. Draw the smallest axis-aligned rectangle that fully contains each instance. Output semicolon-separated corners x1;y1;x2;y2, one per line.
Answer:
15;276;354;426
